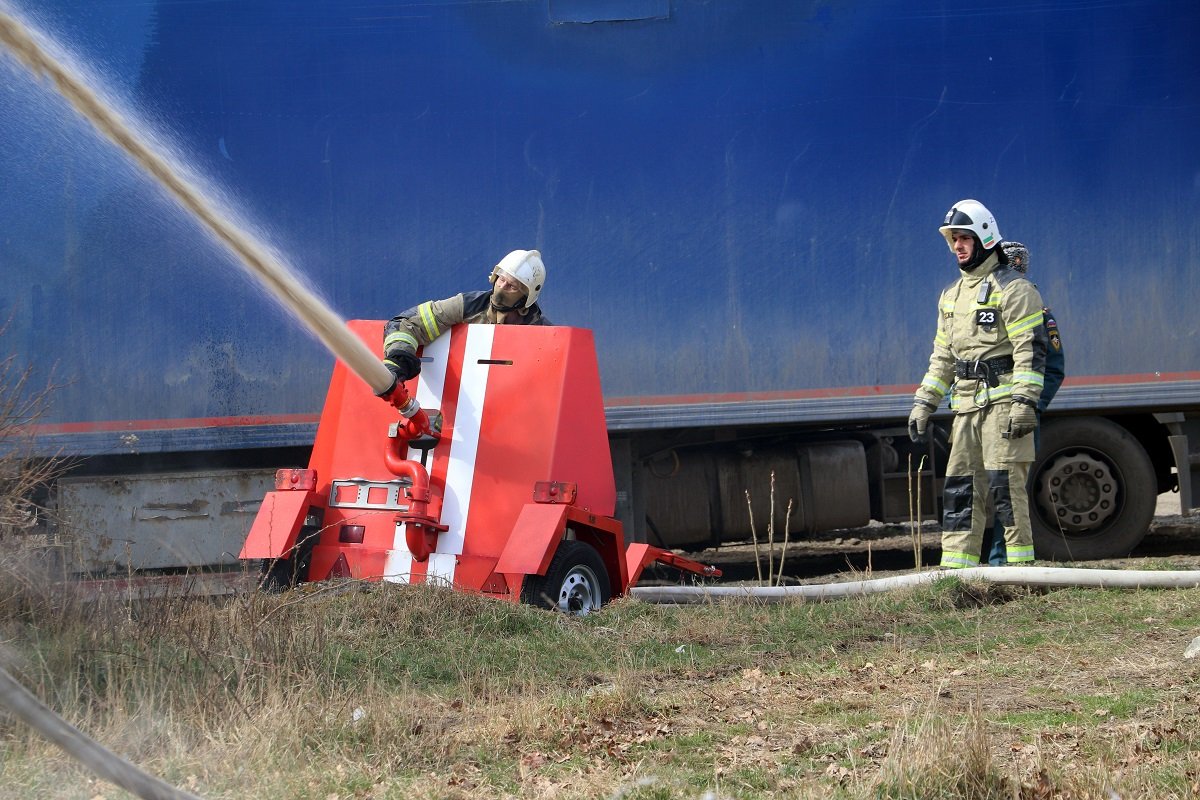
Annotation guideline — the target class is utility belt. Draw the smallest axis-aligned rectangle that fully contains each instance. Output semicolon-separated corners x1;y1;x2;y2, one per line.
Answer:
954;355;1014;388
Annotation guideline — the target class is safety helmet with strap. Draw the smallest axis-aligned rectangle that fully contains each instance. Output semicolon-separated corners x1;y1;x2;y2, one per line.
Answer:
489;249;546;308
938;199;1001;252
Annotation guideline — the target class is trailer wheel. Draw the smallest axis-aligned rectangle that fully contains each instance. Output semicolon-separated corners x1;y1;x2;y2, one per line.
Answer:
1029;418;1156;561
520;540;611;615
259;524;317;592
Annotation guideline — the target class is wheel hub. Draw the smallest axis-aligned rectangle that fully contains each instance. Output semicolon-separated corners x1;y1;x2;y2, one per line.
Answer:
1037;452;1118;533
558;566;602;614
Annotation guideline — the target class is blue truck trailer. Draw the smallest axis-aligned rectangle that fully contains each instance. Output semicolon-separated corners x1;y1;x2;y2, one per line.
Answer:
2;0;1198;572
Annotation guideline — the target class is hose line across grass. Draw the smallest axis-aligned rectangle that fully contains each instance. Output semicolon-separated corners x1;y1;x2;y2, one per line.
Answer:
630;567;1200;604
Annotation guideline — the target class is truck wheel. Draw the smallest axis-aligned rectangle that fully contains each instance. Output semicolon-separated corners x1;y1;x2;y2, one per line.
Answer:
1029;418;1156;560
520;540;611;615
259;524;317;592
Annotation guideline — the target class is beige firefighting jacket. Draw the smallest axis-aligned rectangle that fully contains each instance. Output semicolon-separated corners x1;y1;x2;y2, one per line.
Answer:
383;289;549;358
914;250;1046;414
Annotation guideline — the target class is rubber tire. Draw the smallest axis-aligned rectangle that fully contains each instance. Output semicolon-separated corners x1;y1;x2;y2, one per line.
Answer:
259;524;318;592
520;540;611;615
1030;418;1156;560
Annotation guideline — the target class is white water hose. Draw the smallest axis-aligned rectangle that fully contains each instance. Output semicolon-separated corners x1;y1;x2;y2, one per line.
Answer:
630;567;1200;604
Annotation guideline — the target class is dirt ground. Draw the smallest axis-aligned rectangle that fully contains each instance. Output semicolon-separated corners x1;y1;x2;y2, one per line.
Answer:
683;491;1200;584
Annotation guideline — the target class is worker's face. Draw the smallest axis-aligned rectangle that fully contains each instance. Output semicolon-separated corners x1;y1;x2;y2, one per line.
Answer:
492;271;527;306
951;230;976;266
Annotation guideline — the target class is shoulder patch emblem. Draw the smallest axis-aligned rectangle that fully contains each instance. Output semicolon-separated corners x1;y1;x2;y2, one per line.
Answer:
1044;307;1061;352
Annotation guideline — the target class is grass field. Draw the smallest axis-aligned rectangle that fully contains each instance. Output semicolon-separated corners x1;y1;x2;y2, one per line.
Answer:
1;561;1198;800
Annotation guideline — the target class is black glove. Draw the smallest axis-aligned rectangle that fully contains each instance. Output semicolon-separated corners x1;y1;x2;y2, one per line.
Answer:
376;351;421;398
1007;398;1038;439
908;401;936;443
386;351;422;381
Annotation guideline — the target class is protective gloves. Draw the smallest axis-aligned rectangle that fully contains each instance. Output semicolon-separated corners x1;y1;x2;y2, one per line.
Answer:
1007;399;1038;439
908;400;936;443
375;351;422;398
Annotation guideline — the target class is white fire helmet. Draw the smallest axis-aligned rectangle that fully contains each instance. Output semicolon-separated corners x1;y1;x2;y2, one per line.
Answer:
938;199;1001;252
489;249;546;307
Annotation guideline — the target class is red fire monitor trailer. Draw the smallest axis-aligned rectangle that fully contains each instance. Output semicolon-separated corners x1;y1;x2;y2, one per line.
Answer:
240;322;718;611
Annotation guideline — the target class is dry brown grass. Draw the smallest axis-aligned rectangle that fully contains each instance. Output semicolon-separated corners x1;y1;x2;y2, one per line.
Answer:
0;334;68;540
0;567;1198;799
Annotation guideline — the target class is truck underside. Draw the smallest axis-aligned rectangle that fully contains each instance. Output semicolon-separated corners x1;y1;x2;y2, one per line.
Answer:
31;397;1199;579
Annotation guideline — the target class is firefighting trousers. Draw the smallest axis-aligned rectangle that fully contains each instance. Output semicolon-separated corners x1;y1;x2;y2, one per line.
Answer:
940;402;1036;567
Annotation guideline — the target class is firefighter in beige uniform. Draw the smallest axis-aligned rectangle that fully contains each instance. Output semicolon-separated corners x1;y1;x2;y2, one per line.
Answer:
908;200;1047;567
377;249;550;395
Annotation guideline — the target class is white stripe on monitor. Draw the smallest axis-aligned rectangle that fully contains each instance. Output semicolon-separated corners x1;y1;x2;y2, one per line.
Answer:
426;325;494;584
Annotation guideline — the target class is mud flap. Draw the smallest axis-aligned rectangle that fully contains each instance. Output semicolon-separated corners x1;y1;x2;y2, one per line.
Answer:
239;490;317;559
496;504;569;579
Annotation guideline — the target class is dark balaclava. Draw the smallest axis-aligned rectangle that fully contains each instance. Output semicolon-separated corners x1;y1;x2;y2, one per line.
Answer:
960;233;994;271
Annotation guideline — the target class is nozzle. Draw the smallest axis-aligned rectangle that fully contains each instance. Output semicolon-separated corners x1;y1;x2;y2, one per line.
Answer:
383;380;419;414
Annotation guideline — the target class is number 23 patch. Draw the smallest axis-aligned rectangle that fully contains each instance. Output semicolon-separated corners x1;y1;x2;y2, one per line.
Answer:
975;309;998;327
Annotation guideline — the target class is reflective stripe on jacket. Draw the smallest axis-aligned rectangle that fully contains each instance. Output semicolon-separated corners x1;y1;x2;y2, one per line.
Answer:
383;290;550;357
915;250;1047;413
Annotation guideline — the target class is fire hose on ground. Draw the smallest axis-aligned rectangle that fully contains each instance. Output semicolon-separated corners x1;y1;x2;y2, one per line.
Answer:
630;566;1200;604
